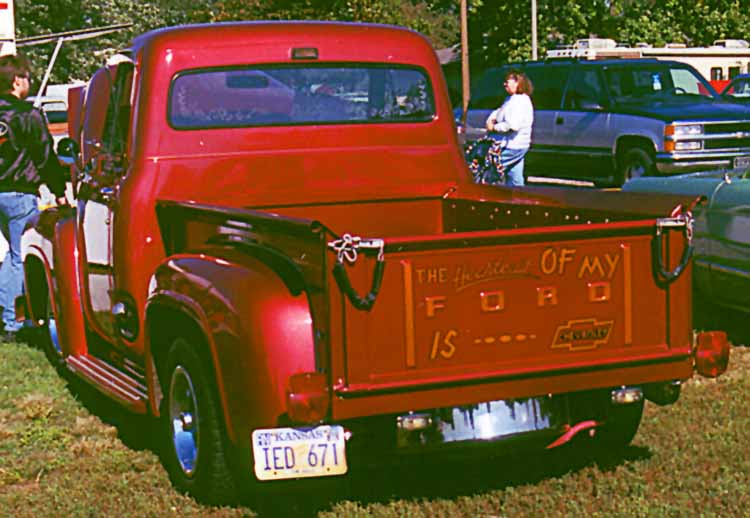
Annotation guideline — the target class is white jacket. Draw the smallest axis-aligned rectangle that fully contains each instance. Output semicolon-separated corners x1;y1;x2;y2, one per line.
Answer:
486;93;534;149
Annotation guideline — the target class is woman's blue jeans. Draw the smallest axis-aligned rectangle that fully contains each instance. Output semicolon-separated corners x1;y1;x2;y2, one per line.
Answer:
499;147;528;186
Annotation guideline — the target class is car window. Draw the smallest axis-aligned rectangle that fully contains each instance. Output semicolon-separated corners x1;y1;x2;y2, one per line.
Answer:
169;65;435;129
468;67;508;110
604;65;714;102
669;68;708;95
563;68;606;110
724;77;750;98
525;65;569;110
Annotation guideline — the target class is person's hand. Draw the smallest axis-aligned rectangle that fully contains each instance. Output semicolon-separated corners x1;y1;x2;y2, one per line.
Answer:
55;196;69;207
486;118;496;131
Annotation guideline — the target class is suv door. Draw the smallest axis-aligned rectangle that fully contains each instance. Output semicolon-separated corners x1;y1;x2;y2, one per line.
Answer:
461;66;508;142
523;64;569;178
553;65;612;183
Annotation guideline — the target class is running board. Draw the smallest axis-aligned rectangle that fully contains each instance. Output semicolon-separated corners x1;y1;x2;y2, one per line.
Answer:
67;354;148;413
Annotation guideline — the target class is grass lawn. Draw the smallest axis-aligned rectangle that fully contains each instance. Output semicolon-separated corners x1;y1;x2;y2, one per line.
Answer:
1;336;748;517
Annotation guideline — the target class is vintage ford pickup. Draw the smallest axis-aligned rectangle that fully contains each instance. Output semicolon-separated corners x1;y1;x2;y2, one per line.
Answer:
19;22;728;503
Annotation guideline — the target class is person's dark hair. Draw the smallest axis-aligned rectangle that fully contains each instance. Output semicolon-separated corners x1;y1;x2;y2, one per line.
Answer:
505;69;533;96
0;53;31;94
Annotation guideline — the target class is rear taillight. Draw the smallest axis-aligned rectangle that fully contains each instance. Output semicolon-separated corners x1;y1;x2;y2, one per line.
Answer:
286;372;330;424
694;330;730;378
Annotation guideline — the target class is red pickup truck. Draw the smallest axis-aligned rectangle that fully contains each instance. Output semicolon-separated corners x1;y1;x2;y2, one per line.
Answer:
20;22;727;503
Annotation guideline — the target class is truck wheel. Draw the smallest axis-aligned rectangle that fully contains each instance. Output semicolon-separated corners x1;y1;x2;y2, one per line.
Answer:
595;399;644;450
617;147;655;185
33;277;64;370
162;337;237;503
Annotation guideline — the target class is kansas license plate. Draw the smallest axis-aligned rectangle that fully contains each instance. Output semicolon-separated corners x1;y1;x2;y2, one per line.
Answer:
734;156;750;169
252;425;347;481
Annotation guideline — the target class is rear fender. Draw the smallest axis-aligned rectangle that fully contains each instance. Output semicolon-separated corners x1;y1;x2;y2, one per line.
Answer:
22;208;86;357
145;252;317;444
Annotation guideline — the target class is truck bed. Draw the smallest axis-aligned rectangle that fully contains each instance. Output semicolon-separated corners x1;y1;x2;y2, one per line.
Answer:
157;187;695;421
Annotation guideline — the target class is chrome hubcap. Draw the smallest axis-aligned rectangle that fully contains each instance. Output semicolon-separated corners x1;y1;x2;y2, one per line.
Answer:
169;365;199;477
38;301;62;356
48;316;61;355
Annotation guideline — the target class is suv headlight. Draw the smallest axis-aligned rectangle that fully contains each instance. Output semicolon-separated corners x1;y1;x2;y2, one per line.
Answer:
667;124;704;136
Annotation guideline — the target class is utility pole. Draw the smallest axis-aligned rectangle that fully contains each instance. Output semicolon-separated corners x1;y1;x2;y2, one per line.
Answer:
460;0;470;126
531;0;538;60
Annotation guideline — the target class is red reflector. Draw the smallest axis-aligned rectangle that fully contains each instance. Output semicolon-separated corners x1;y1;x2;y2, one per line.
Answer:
0;3;8;9
286;372;329;424
694;330;730;378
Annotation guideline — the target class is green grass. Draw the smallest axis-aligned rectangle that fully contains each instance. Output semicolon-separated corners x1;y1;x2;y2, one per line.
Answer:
1;337;748;517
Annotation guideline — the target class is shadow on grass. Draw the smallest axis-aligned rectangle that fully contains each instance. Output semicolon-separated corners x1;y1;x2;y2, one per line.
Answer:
18;332;162;454
255;442;652;517
61;373;162;453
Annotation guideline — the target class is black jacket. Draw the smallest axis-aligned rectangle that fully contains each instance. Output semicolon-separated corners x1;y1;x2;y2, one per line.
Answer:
0;94;67;197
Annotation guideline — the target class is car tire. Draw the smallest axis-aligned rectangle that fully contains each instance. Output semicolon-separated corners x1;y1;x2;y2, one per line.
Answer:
26;272;65;371
617;147;655;186
161;336;237;504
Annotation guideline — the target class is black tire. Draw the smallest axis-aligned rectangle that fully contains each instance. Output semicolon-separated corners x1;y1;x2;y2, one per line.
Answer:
594;399;644;450
29;276;65;370
161;337;237;504
617;147;655;186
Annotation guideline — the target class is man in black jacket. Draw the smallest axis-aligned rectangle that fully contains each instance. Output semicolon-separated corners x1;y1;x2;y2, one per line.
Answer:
0;53;67;340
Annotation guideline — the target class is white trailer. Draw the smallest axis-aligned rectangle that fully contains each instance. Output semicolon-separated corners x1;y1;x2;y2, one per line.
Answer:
547;38;750;88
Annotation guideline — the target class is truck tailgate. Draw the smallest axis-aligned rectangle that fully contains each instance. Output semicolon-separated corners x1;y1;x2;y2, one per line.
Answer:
333;220;691;400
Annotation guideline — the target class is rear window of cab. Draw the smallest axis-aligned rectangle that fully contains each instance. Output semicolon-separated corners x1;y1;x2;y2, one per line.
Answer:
168;64;435;129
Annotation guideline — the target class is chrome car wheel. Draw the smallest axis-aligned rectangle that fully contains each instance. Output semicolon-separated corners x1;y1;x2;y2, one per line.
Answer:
162;337;237;503
46;305;61;356
618;147;655;185
169;365;200;477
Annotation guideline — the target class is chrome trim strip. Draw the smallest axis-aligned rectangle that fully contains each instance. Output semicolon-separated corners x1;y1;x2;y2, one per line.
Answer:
335;353;691;398
709;262;750;279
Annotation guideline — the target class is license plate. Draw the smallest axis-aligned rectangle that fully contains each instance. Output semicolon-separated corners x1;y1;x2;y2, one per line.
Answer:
734;156;750;169
252;425;347;481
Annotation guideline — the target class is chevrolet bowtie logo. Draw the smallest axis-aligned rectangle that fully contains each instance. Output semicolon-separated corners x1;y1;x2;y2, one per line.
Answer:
551;318;614;352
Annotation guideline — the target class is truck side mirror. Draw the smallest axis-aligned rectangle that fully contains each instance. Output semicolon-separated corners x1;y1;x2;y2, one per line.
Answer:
56;137;80;165
56;137;82;191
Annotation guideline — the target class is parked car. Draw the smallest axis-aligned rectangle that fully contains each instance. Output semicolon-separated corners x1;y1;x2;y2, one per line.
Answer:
459;59;750;186
623;168;750;340
721;73;750;102
26;95;68;144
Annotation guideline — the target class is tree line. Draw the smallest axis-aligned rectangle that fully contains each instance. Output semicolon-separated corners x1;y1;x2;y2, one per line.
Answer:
14;0;750;85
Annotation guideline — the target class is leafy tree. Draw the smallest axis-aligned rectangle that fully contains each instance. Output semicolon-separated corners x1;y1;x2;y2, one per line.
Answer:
200;0;458;48
608;0;750;47
467;0;612;67
14;0;750;89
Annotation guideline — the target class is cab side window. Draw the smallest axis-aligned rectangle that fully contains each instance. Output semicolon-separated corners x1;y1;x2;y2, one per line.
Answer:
103;62;134;159
525;66;569;110
563;68;606;110
81;67;113;164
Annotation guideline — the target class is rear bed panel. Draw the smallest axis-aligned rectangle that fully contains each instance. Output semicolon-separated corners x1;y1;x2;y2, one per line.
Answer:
331;220;693;418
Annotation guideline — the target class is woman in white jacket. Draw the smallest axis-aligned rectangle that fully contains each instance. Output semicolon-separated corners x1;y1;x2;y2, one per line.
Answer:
484;69;534;186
